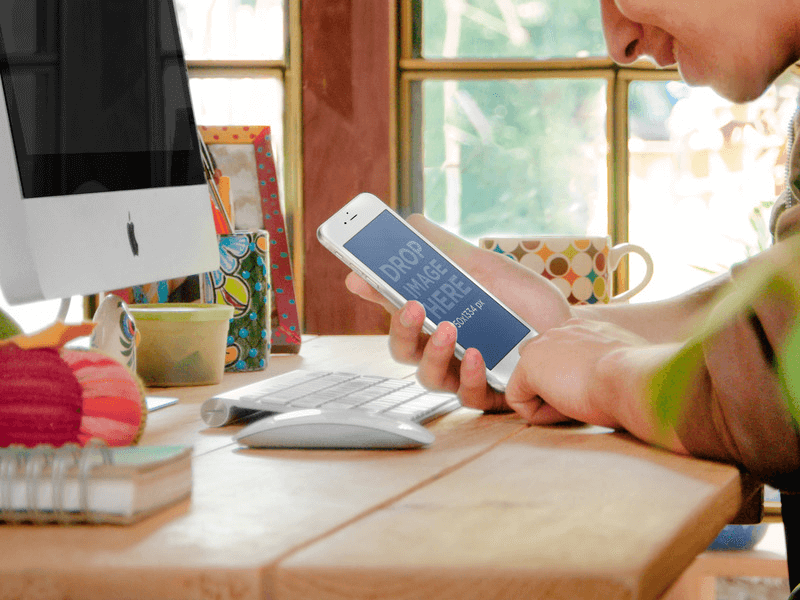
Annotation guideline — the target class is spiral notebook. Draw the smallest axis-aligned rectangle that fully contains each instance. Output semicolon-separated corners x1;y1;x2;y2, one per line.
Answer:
0;442;192;525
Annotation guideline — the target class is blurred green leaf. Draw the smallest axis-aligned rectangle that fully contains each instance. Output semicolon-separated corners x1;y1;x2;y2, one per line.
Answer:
651;236;800;435
778;318;800;425
650;341;704;436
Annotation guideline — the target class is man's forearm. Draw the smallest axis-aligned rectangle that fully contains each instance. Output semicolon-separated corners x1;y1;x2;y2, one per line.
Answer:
572;272;732;343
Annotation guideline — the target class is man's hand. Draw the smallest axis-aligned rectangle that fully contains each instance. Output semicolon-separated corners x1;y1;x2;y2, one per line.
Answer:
345;213;573;413
505;319;647;426
505;318;689;452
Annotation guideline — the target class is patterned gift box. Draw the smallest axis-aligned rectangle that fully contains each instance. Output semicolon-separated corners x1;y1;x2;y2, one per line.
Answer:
199;126;301;353
202;230;271;372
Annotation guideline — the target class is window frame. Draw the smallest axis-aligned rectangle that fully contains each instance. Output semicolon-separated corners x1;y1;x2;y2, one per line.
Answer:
396;0;681;292
184;1;304;322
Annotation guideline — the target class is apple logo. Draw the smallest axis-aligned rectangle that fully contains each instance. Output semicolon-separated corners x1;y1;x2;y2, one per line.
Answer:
127;212;139;256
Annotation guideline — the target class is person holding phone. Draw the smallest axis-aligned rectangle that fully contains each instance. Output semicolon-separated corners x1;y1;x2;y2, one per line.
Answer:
346;0;800;494
319;194;538;392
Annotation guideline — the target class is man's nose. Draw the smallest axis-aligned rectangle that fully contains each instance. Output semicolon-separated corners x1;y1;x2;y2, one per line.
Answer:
606;22;645;64
601;1;646;65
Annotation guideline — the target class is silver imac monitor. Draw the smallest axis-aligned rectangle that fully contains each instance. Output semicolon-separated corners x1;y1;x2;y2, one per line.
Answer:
0;0;219;307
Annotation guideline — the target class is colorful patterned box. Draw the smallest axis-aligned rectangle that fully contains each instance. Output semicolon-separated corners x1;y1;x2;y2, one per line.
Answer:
199;126;301;353
202;230;271;372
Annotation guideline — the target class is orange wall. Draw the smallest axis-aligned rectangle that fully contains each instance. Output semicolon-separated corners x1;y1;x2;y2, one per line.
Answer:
302;0;392;334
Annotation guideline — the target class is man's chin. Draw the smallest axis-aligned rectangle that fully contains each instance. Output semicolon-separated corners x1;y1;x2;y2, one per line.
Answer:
713;80;770;104
677;66;768;104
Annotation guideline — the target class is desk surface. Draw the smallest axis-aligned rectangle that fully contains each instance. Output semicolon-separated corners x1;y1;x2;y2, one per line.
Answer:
1;335;744;600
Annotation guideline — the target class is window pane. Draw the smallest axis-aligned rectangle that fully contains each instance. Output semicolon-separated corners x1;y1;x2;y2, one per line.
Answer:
189;77;285;216
422;0;606;59
628;77;800;302
175;0;284;60
0;294;84;334
422;78;608;241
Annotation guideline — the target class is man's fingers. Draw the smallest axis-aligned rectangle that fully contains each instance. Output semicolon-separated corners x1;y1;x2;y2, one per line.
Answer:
457;348;509;412
415;322;461;393
388;301;427;363
504;339;569;424
344;271;397;313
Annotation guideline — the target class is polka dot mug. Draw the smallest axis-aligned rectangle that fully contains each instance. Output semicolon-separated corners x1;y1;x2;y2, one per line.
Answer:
479;235;653;305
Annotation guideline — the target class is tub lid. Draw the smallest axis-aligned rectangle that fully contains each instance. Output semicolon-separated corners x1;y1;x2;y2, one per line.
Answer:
128;303;234;322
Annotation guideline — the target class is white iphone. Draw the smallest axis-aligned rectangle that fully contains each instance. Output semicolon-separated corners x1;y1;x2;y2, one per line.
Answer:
317;192;536;392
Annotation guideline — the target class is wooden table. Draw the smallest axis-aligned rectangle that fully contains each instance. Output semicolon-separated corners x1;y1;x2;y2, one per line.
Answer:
0;336;747;600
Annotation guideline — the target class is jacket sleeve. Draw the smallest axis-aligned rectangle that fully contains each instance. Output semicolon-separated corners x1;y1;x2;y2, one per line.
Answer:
774;196;800;242
675;238;800;491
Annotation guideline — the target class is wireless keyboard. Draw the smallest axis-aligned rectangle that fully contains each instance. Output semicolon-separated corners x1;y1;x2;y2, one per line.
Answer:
200;369;461;428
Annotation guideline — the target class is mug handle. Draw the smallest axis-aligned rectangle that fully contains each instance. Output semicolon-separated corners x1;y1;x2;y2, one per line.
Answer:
608;243;653;303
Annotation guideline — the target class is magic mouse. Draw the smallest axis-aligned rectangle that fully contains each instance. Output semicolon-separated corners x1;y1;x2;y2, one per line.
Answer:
234;408;435;449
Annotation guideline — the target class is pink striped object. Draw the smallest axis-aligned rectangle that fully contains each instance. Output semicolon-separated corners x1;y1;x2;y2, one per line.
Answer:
0;345;146;447
62;350;147;446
